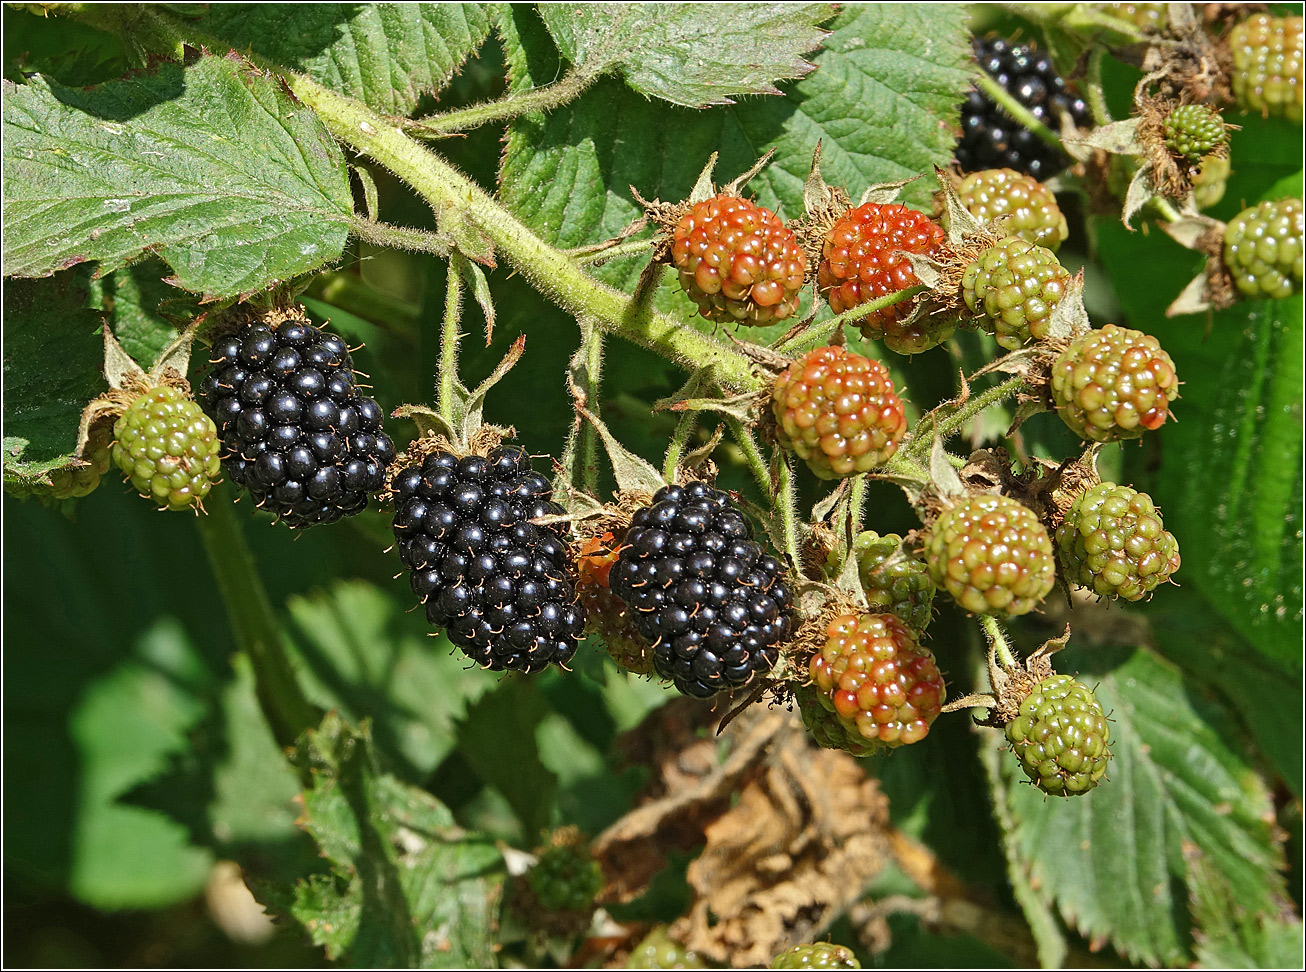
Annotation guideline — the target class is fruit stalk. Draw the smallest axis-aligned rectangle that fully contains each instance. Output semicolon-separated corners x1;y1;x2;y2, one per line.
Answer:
981;614;1019;669
195;486;321;750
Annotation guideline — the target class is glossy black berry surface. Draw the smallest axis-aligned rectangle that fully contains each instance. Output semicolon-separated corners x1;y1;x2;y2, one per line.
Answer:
610;482;794;698
391;447;584;673
957;38;1090;179
198;315;395;527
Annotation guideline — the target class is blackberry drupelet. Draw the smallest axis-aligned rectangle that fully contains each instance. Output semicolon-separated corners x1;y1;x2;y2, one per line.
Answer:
957;38;1090;179
610;482;794;698
391;447;585;673
199;314;395;527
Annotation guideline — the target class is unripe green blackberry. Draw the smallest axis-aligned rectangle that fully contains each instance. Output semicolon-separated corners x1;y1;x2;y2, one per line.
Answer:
795;684;882;757
1056;482;1180;601
528;844;603;913
1223;198;1304;300
809;613;946;750
42;424;113;501
962;236;1071;350
1162;104;1229;163
771;346;907;479
836;531;935;633
772;941;861;969
1192;153;1230;210
113;385;221;510
1103;2;1166;32
925;495;1056;616
1006;674;1110;796
1050;324;1179;442
672;194;807;326
1229;14;1303;122
956;169;1068;250
627;927;700;969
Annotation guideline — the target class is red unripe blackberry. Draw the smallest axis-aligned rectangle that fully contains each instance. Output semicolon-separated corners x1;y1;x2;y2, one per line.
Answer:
1229;14;1303;122
771;346;907;479
576;533;655;675
1223;198;1304;300
391;447;585;673
1006;673;1111;796
808;613;946;750
962;235;1071;350
772;941;862;969
795;684;882;757
1050;324;1179;442
609;482;794;698
1056;482;1180;601
816;202;946;353
925;495;1056;616
956;168;1068;250
671;194;807;326
199;314;395;527
112;385;221;510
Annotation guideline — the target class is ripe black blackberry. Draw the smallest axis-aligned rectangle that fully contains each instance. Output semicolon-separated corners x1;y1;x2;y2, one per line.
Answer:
198;312;395;527
957;38;1090;179
391;446;584;673
609;482;794;698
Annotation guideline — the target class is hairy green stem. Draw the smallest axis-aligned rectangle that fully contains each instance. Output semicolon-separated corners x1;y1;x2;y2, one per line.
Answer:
724;415;772;497
905;374;1026;462
1085;46;1113;129
775;285;928;356
1151;196;1183;223
195;488;320;750
348;215;450;258
977;74;1065;154
578;328;603;494
775;456;803;570
567;236;656;266
281;76;768;392
438;257;465;425
847;473;869;537
408;68;599;136
663;408;700;482
982;615;1019;669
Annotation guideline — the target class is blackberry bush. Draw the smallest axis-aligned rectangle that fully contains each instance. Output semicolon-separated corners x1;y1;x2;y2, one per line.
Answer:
609;482;794;698
198;311;395;527
958;38;1091;179
391;446;585;672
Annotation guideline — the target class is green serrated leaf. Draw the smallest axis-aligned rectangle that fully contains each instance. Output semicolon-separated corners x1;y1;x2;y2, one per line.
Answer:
284;581;493;781
2;272;105;479
196;3;496;116
1186;844;1303;968
3;54;352;298
289;714;504;967
990;644;1286;967
538;3;831;108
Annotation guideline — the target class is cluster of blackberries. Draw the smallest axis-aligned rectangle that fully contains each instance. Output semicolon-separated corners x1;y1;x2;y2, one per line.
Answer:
610;482;793;698
957;38;1091;179
199;316;395;527
391;447;584;673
